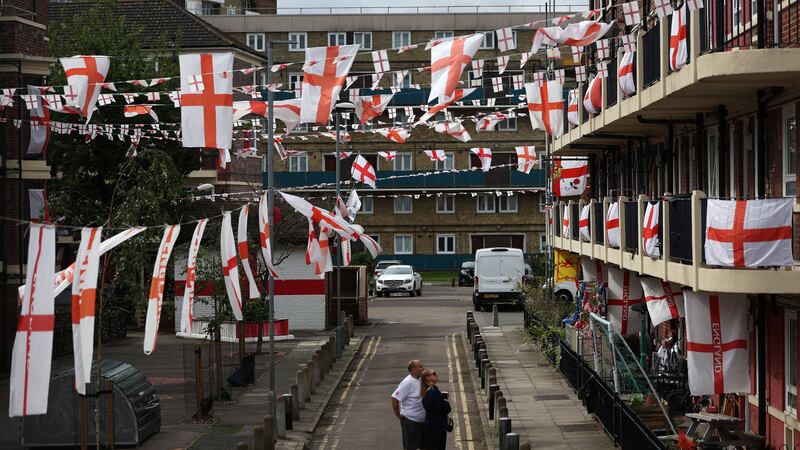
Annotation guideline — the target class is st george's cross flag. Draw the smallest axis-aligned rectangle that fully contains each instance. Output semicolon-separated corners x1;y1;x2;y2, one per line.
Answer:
618;51;636;97
416;88;476;125
642;201;661;258
584;75;602;115
552;158;588;197
471;148;493;172
670;4;688;71
9;224;55;416
376;127;410;144
71;227;103;394
379;150;397;161
124;105;159;122
233;99;301;132
26;86;50;156
316;228;334;275
428;34;484;103
351;154;377;188
640;277;685;327
425;149;448;162
371;50;391;73
622;1;642;26
580;257;608;285
59;56;111;123
434;121;472;142
280;192;359;240
237;204;260;299
351;224;382;258
305;219;324;276
258;193;281;278
567;89;580;126
579;204;591;241
705;198;794;267
606;202;621;247
495;27;516;52
531;21;612;53
684;291;750;395
355;94;394;124
476;112;508;132
525;81;564;137
220;212;244;321
180;53;234;150
143;225;180;355
179;219;207;336
561;206;571;237
515;146;538;174
606;267;645;336
301;45;360;124
653;0;674;18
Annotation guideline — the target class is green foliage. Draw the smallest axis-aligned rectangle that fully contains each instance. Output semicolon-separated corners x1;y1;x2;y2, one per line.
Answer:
522;283;573;365
193;246;233;339
349;251;375;272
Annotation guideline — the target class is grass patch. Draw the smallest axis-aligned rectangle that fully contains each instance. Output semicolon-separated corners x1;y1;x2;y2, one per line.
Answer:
419;271;458;282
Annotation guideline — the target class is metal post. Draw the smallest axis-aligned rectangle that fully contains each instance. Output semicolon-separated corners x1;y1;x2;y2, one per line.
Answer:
757;294;766;438
265;39;277;437
335;111;343;358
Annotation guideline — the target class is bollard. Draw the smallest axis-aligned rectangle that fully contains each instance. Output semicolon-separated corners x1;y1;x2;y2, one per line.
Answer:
480;358;489;384
488;384;499;419
486;375;496;397
302;365;313;398
263;415;275;450
482;363;493;389
497;406;508;436
520;443;532;450
496;397;507;424
237;442;250;450
505;432;520;450
310;354;320;387
492;304;499;326
498;417;512;450
275;396;287;438
253;426;264;450
343;317;351;346
313;350;323;382
295;371;305;410
477;349;487;370
348;314;355;337
289;385;300;420
283;394;294;431
494;391;504;422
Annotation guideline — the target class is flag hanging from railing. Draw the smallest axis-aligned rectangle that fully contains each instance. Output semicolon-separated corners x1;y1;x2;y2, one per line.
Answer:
606;267;644;336
640;277;684;326
552;158;588;197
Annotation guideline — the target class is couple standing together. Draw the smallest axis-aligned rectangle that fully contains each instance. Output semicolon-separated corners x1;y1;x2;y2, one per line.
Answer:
391;360;452;450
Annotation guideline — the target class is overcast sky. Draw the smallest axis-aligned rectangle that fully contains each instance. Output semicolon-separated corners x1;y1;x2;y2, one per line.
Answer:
276;0;578;12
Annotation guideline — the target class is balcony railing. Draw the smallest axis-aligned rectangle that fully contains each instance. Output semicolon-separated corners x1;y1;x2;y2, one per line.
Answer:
641;22;661;87
553;191;800;294
192;3;587;16
270;169;545;190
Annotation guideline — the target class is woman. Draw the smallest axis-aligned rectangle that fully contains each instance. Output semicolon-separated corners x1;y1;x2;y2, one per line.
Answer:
420;368;451;450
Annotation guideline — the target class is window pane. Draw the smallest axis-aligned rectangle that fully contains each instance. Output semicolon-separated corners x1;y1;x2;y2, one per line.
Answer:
361;196;373;213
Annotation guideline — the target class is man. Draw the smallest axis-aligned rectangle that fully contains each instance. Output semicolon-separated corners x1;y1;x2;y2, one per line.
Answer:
391;359;426;450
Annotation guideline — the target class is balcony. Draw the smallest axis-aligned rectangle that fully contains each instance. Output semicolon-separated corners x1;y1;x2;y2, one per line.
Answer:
269;169;545;190
552;191;800;294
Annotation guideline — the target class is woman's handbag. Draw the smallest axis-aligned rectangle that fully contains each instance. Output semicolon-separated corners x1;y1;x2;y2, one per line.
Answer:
447;418;454;433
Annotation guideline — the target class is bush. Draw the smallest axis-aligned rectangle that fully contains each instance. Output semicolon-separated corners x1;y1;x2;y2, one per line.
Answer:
521;282;574;364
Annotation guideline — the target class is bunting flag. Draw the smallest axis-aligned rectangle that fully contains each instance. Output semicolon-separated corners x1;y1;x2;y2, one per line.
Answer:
583;75;602;115
567;89;580;126
470;148;493;172
687;0;705;11
571;46;584;63
471;59;484;79
606;202;621;247
525;80;564;137
491;77;504;93
220;212;244;321
618;51;636;97
595;39;611;59
704;198;794;267
376;127;410;144
621;34;637;53
415;88;476;125
434;120;472;142
428;34;483;102
512;74;524;91
179;52;234;150
316;228;334;275
346;189;362;221
71;227;103;394
653;0;674;18
606;267;645;336
143;225;180;355
351;154;377;188
579;204;591;241
546;47;562;60
378;150;397;160
476;112;508;132
258;193;280;278
496;55;510;75
425;149;448;161
515;146;537;174
232;99;301;132
552;158;588;197
642;201;661;258
123;105;159;122
237;204;260;299
684;291;749;395
26;86;50;156
495;27;516;51
531;21;612;53
580;257;608;285
352;224;382;258
640;277;684;326
179;219;207;336
520;51;533;68
670;4;688;71
301;45;359;124
575;65;587;82
355;94;394;124
280;192;359;240
59;55;111;123
371;50;391;73
622;1;642;25
9;224;55;417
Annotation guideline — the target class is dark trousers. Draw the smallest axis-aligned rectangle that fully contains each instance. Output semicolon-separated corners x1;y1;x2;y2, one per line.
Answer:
400;417;424;450
423;428;447;450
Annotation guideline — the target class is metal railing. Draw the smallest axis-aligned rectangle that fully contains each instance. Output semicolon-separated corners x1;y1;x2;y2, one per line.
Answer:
192;3;588;16
642;22;661;87
700;0;800;51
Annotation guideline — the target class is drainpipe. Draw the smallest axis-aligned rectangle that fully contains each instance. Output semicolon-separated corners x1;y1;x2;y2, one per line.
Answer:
717;106;728;196
757;294;766;439
695;113;704;192
756;90;767;198
666;122;674;195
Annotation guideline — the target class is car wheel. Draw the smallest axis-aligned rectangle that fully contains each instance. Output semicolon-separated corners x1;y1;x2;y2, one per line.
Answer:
416;287;422;296
458;281;463;287
555;289;573;303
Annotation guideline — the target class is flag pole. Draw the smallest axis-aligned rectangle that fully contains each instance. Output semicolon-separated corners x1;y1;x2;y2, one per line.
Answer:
265;39;277;437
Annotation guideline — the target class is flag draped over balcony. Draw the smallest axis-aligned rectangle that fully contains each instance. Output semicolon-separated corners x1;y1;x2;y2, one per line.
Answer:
640;277;684;326
580;257;607;285
606;202;621;248
579;204;591;241
552;158;588;197
606;267;644;336
642;202;661;258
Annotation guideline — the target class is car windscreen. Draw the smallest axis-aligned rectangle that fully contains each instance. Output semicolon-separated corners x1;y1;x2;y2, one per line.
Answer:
383;266;412;275
376;262;397;269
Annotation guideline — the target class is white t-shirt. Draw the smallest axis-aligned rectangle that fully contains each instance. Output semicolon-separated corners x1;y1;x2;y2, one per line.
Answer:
392;374;426;423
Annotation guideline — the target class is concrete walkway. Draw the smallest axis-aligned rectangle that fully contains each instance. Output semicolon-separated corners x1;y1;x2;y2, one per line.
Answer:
472;323;614;449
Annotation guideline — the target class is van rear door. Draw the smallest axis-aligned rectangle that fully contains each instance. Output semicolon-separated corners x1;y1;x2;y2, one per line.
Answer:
476;251;524;294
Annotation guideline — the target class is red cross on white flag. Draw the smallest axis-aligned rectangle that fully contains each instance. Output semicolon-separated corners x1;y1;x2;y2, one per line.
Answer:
258;193;280;279
371;73;383;89
512;74;524;91
515;146;537;174
301;45;360;124
653;0;674;18
471;59;484;79
642;201;661;257
9;224;55;416
59;55;111;123
434;120;472;142
305;219;323;275
685;291;750;395
583;75;602;115
525;80;564;137
579;204;591;241
571;46;584;64
554;69;566;85
26;86;50;156
620;34;637;54
280;192;360;241
491;77;504;93
562;205;571;237
567;89;580;126
179;219;207;336
705;198;794;267
71;227;103;394
355;94;394;124
237;204;260;299
428;34;484;102
233;98;301;132
553;158;588;197
496;55;509;75
415;88;476;125
687;0;705;11
547;47;561;60
520;51;533;68
641;277;685;326
379;150;397;160
495;27;516;52
180;53;234;150
606;202;621;247
351;223;382;258
622;1;642;26
580;257;608;285
618;50;636;97
377;127;410;144
425;149;448;161
351;154;377;188
532;21;612;53
220;212;244;321
595;39;611;59
371;50;391;73
575;65;587;82
470;147;493;172
143;225;181;355
476;112;507;132
607;267;645;336
670;4;688;71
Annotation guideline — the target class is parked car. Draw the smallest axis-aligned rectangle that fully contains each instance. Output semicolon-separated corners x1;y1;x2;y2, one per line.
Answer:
373;260;402;278
540;280;579;303
376;265;423;297
472;248;525;311
458;261;475;286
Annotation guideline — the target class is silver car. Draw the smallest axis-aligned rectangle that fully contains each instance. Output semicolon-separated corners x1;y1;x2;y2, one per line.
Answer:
376;265;423;297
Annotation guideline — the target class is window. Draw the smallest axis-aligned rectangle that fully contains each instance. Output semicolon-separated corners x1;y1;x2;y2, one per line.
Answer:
498;195;518;213
786;310;797;417
288;32;307;51
394;235;413;254
435;31;454;40
477;194;496;213
479;31;495;49
539;234;548;252
354;32;372;50
436;234;456;254
288;154;308;172
360;196;373;214
539;194;546;212
393;31;411;48
435;152;455;171
732;0;742;28
394;153;413;171
436;195;455;213
246;33;265;52
288;72;303;96
394;196;413;213
328;32;346;46
497;116;517;131
784;108;796;197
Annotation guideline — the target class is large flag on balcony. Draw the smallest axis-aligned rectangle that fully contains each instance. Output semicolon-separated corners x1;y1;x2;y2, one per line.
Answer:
583;75;602;115
640;277;685;326
618;51;636;97
428;34;483;102
579;204;591;241
552;158;588;197
670;4;688;71
525;80;564;137
606;267;644;336
642;202;661;258
180;53;234;150
580;257;608;285
567;89;580;126
606;202;621;248
351;154;377;189
561;205;571;237
685;291;750;395
554;249;579;287
704;198;793;267
301;45;360;124
531;21;612;53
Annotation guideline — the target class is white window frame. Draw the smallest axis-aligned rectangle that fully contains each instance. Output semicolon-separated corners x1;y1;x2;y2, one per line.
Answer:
394;196;413;214
783;106;796;197
786;310;797;417
288;154;308;172
360;196;374;214
477;194;496;213
394;153;413;171
328;32;346;46
436;234;456;254
394;234;413;255
539;234;547;252
354;32;373;50
436;195;455;214
288;72;303;95
435;31;454;40
732;0;742;30
246;33;265;52
435;152;455;171
498;195;518;213
288;32;307;51
497;116;517;131
393;31;411;49
479;31;495;49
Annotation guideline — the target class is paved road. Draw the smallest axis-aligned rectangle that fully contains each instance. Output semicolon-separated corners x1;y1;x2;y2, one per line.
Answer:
309;285;487;450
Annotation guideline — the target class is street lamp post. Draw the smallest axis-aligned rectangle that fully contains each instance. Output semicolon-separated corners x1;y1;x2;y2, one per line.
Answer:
333;102;354;359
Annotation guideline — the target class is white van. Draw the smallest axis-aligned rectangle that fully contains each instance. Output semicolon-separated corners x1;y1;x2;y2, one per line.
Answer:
473;247;525;311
